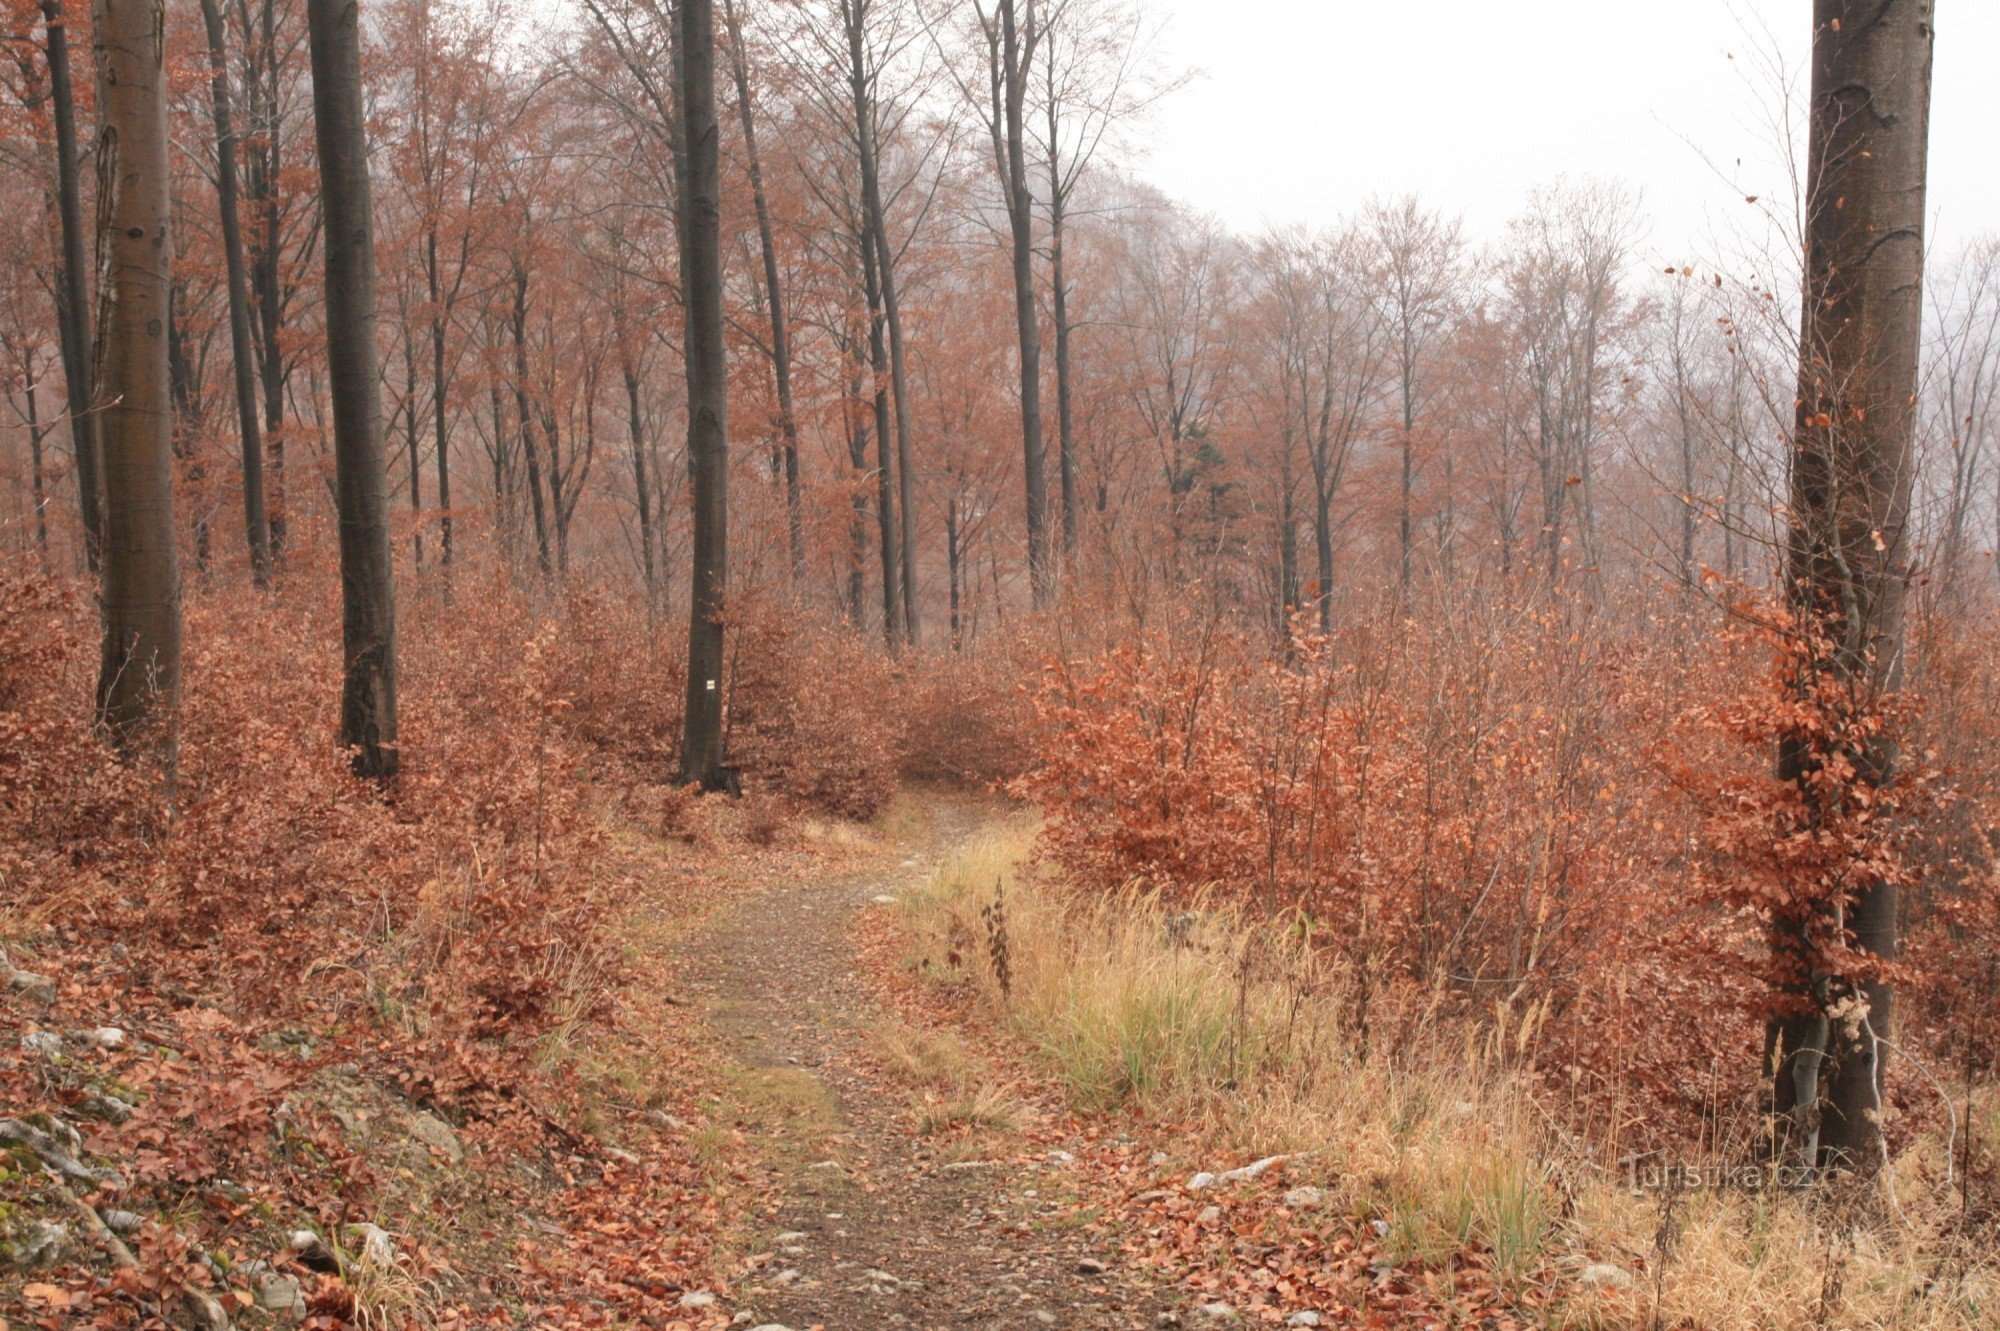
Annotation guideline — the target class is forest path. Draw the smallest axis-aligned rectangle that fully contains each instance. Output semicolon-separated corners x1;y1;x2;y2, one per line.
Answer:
673;797;1176;1331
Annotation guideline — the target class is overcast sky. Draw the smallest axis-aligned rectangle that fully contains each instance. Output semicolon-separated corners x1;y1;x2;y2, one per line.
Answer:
1138;1;1995;260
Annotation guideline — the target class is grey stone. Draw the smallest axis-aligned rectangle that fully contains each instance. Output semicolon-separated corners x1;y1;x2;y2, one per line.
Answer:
1196;1206;1221;1225
78;1026;127;1050
407;1111;464;1164
1216;1154;1287;1185
1580;1262;1634;1290
99;1209;143;1236
1;1219;68;1271
7;971;55;1004
345;1222;395;1267
679;1290;718;1309
0;1116;101;1184
255;1272;304;1312
20;1030;63;1057
1186;1171;1216;1191
1199;1303;1239;1321
78;1092;134;1123
1285;1314;1322;1327
1281;1186;1325;1210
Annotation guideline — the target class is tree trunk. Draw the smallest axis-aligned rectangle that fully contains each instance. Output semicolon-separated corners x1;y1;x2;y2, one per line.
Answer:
877;225;918;644
847;1;899;647
428;233;452;569
42;0;103;570
624;358;657;603
249;0;289;553
91;0;181;766
197;0;272;584
722;0;803;583
510;261;553;578
946;491;962;650
25;379;50;555
986;0;1047;606
1047;100;1076;561
1771;0;1933;1177
677;0;730;791
307;0;399;780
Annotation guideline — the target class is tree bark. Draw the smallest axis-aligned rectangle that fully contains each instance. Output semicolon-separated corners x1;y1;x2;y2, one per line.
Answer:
722;0;803;583
877;224;918;644
307;0;399;779
91;0;181;766
197;0;272;584
247;0;290;552
510;259;553;579
1049;146;1076;562
1770;0;1933;1177
846;0;900;647
982;0;1047;605
677;0;730;791
42;0;104;570
428;234;453;568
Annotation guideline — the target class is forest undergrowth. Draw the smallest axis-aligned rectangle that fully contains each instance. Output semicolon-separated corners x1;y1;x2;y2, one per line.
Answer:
0;549;1018;1331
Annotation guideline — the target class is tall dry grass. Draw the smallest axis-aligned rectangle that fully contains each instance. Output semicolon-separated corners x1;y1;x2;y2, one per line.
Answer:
897;821;1999;1329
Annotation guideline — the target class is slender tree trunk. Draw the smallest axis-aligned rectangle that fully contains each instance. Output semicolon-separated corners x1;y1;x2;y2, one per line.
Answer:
1047;105;1076;561
994;0;1048;605
197;0;271;584
624;359;657;602
677;0;730;790
1399;358;1414;594
250;0;288;552
307;0;399;779
91;0;181;766
26;380;50;555
1770;0;1933;1177
946;491;962;650
847;2;899;646
1313;474;1335;634
723;0;802;582
42;0;103;569
510;261;552;578
428;236;453;568
845;363;869;625
400;317;425;566
877;224;918;644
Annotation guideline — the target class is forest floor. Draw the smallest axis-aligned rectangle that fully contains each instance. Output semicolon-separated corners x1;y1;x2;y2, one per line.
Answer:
670;792;1181;1330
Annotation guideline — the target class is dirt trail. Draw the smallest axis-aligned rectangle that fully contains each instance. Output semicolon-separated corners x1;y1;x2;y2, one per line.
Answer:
675;802;1175;1331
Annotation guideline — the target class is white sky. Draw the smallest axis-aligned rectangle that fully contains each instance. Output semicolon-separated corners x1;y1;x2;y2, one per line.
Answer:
1140;0;1997;258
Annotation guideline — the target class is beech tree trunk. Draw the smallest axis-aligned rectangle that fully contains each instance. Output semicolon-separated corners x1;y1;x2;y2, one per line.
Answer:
91;0;181;765
1047;105;1076;560
428;234;453;568
722;0;803;583
623;358;657;604
42;0;103;569
247;0;289;552
511;260;553;579
197;0;272;584
877;228;918;645
307;0;399;779
1769;0;1933;1177
982;0;1048;606
846;0;900;647
677;0;730;791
